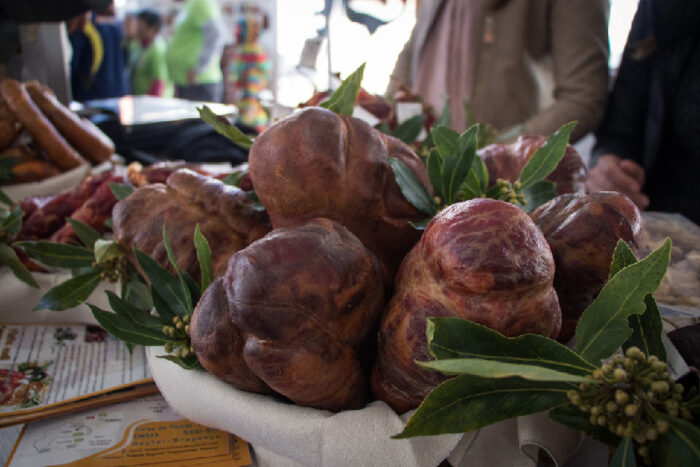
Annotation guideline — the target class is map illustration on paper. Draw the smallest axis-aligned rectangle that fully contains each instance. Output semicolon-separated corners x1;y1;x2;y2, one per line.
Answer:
7;395;252;467
33;421;92;452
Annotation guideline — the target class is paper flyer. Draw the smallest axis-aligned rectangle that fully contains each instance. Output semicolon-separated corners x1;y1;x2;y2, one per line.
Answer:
0;324;151;417
6;394;252;467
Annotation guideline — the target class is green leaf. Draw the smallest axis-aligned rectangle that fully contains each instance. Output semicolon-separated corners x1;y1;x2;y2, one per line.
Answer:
151;286;176;323
89;305;176;346
609;239;639;279
109;183;134;201
15;241;95;268
608;241;667;361
221;170;246;187
394;375;569;438
392;115;424;145
549;404;621;447
686;394;700;418
0;243;39;288
576;239;672;365
427;149;444;201
418;358;593;383
427;317;596;376
105;290;162;330
194;224;212;291
610;437;638;467
520;180;557;213
408;218;432;231
123;276;153;312
94;239;124;264
430;126;459;159
134;248;190;318
435;99;452;128
0;157;18;185
67;218;101;250
465;155;489;198
181;271;201;309
443;125;478;205
157;354;203;370
652;413;700;467
0;189;12;206
626;295;667;361
162;225;192;313
518;121;576;189
320;63;365;116
2;205;22;235
198;105;253;150
34;269;102;311
387;157;436;216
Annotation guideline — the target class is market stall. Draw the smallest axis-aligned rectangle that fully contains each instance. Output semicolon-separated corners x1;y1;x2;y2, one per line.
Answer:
1;1;699;466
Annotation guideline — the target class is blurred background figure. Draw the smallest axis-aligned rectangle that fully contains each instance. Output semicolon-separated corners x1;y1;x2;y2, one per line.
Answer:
225;14;271;131
121;11;141;82
588;0;700;224
68;2;129;101
386;0;609;142
166;0;227;102
131;9;173;97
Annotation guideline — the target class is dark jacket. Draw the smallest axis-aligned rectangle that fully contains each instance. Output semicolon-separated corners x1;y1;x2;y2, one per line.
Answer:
593;0;700;171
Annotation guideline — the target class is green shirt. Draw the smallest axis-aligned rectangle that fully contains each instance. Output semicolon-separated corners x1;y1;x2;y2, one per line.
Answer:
132;36;173;97
166;0;224;86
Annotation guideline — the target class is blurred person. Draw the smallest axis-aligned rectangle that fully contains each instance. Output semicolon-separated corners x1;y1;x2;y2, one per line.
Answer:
165;0;227;102
122;11;141;77
227;16;271;130
68;3;129;101
386;0;610;142
131;9;173;97
588;0;700;224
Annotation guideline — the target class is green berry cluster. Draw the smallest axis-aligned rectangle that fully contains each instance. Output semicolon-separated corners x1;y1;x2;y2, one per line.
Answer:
162;315;194;359
96;256;128;283
567;346;691;465
494;179;526;205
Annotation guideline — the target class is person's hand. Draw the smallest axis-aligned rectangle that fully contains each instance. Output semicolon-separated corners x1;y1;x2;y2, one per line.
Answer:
187;69;197;85
587;154;650;209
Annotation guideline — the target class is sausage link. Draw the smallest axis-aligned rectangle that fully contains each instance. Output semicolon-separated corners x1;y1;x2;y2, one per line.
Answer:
26;81;114;163
0;79;85;170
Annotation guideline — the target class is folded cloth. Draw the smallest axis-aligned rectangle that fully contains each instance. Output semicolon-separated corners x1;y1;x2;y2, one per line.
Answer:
148;347;584;467
0;269;108;324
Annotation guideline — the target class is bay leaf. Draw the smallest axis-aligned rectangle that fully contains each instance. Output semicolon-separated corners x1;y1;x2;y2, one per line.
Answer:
549;404;621;447
67;218;101;250
388;157;436;216
651;413;700;467
151;285;176;323
320;63;365;116
94;239;123;264
0;188;12;206
109;182;135;201
90;304;176;346
197;105;253;150
2;205;22;234
34;269;102;311
576;239;671;365
609;241;667;361
610;437;638;467
418;358;593;383
194;224;212;291
430;126;459;160
520;180;556;213
162;225;192;312
443;125;478;205
134;248;189;318
427;148;444;201
105;290;162;329
15;241;94;268
0;243;38;288
427;317;596;376
393;114;424;145
518;121;576;189
394;374;569;438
